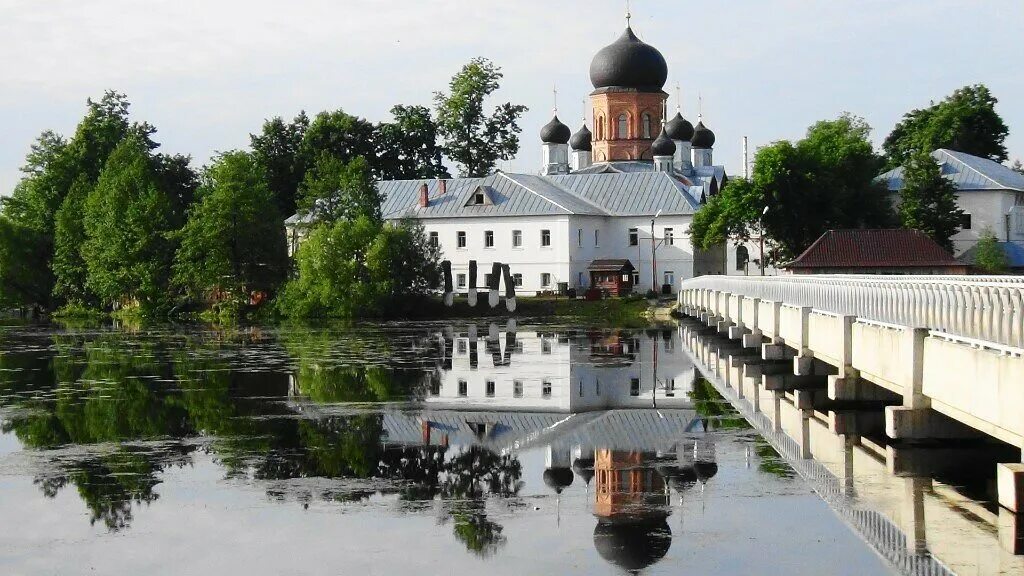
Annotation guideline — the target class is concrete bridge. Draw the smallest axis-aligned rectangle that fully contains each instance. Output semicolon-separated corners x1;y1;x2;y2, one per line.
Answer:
677;275;1024;522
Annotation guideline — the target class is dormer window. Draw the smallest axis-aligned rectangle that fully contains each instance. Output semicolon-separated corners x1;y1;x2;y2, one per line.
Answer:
465;185;495;206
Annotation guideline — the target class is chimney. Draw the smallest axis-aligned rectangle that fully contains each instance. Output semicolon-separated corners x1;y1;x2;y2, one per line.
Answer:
438;179;447;195
418;182;429;208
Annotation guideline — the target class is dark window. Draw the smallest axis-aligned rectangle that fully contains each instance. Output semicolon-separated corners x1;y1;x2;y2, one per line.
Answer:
642;113;652;139
484;230;494;247
541;273;551;287
458;379;468;397
736;246;750;271
542;380;552;398
513;380;523;398
512;274;523;287
617;114;628;139
429;231;438;247
630;377;640;397
541;338;552;354
456;274;467;289
430;378;440;396
664;228;673;245
457;231;466;248
484;273;493;286
486;380;495;397
541;229;551;247
512;230;522;247
457;339;467;354
474;192;485;205
577;228;583;247
960;213;972;230
628;228;638;246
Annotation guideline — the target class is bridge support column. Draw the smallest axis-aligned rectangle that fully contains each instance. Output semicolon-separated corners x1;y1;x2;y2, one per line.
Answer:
997;458;1024;513
999;508;1024;554
885;328;964;440
900;477;929;555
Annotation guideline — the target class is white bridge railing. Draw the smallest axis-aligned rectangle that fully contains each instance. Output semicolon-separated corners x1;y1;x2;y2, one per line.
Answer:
679;275;1024;350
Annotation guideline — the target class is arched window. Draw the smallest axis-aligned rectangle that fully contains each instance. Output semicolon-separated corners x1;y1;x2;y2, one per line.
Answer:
736;246;750;272
642;113;652;139
596;116;604;140
617;114;629;139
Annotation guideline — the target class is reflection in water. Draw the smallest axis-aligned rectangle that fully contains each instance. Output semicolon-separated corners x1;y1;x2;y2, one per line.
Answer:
0;323;775;571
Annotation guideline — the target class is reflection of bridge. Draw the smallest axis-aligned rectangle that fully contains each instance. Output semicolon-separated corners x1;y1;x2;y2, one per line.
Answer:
678;274;1024;556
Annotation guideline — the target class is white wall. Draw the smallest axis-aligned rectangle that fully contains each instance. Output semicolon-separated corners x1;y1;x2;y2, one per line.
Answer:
891;189;1024;256
420;215;571;294
427;328;697;412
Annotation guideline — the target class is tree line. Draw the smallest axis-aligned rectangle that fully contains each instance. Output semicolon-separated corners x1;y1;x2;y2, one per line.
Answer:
0;58;526;318
691;84;1015;270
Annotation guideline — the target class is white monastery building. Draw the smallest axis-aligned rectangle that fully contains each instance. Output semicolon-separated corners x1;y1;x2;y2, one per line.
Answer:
288;20;756;293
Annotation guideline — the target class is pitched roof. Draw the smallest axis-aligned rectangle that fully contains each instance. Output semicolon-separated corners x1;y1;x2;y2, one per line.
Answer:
957;241;1024;268
787;229;961;269
587;259;636;272
547;172;700;215
878;149;1024;193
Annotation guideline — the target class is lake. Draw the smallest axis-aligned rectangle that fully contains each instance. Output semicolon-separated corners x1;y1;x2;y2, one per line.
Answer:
0;320;963;575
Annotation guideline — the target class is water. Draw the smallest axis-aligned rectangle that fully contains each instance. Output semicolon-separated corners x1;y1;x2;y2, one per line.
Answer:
0;321;903;575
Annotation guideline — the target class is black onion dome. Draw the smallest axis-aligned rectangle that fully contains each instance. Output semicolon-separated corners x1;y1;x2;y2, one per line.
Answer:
655;464;697;493
651;128;676;156
540;115;571;144
589;27;668;92
593;518;672;572
569;124;592;151
691;120;716;149
665;112;694;141
543;467;575;494
572;457;595;484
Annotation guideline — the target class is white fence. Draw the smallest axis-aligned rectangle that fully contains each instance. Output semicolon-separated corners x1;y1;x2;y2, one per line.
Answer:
679;275;1024;350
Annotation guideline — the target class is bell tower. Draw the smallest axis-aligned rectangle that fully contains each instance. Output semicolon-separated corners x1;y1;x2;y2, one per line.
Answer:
588;21;669;163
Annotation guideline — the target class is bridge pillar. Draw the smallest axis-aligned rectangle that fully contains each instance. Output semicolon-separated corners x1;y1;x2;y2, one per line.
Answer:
998;460;1024;513
742;297;763;347
900;477;930;555
793;306;815;375
999;508;1024;554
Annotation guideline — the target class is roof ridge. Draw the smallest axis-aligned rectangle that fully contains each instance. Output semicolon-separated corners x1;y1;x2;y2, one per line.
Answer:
497;172;575;214
935;149;1007;190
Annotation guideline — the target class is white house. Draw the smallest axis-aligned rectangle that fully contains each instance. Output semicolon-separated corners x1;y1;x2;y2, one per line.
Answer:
878;148;1024;256
286;22;747;294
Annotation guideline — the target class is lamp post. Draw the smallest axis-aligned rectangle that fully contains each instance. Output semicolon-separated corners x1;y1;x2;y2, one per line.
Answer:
759;205;769;277
651;209;662;293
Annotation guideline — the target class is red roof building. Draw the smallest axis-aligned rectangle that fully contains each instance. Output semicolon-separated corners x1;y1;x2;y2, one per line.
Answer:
786;229;968;275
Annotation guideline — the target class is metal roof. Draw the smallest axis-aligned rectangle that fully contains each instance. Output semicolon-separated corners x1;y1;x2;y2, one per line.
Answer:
547;172;700;215
957;241;1024;268
372;170;702;221
879;149;1024;193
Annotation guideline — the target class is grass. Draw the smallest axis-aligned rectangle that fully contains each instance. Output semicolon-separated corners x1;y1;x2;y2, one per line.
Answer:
408;294;672;327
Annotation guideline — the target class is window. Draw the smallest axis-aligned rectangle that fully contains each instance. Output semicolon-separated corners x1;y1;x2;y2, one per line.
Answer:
736;246;750;271
578;272;584;286
542;380;552;398
512;273;523;287
541;229;551;247
429;231;438;247
630;377;640;397
513;380;523;398
485;380;495;397
515;341;524;354
541;338;552;354
594;229;600;247
577;228;583;247
617;114;628;139
484;273;494;287
457;231;466;248
664;228;673;246
631;271;640;286
512;229;522;247
484;230;494;248
628;228;638;246
457;339;467;354
578;380;584;397
595;378;601;396
430;378;441;396
541;273;552;287
458;379;468;397
665;378;675;397
457;274;467;289
642;113;652;139
596;116;604;140
664;271;674;287
474;192;485;204
960;213;972;230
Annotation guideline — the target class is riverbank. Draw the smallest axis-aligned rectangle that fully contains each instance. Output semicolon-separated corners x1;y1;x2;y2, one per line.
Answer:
410;295;677;327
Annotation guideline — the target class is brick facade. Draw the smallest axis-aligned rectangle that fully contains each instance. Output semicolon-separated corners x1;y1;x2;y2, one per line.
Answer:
590;90;668;162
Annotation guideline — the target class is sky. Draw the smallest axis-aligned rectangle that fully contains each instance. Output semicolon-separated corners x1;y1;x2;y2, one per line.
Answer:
1;0;1022;195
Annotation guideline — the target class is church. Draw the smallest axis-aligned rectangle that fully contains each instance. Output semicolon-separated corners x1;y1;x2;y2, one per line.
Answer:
288;20;739;294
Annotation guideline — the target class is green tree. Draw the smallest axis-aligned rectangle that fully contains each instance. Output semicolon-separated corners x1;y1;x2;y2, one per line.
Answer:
173;151;287;305
883;84;1009;168
691;114;894;262
299;154;382;223
972;229;1008;274
82;136;177;312
376;105;450;180
250;112;310;218
366;219;443;309
300;109;378;175
434;58;528;177
0;216;52;310
897;150;964;252
52;176;94;304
